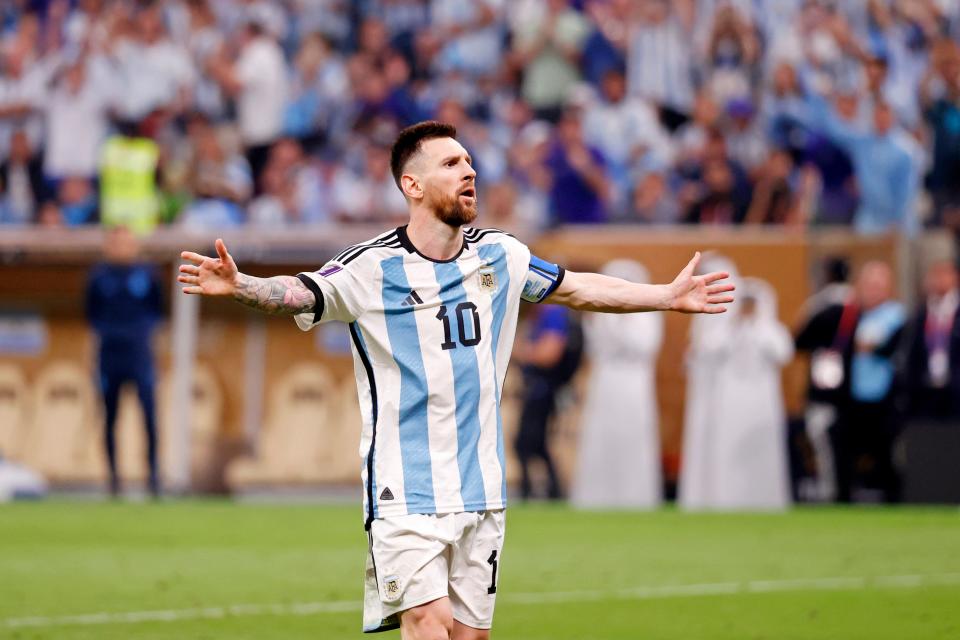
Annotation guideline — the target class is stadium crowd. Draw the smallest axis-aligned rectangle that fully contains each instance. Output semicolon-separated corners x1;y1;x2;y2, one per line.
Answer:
0;0;957;234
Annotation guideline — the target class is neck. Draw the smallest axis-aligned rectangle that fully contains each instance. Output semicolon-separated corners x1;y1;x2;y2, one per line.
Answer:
406;209;463;261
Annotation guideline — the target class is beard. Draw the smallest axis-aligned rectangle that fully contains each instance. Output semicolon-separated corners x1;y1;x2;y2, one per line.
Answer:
430;189;478;228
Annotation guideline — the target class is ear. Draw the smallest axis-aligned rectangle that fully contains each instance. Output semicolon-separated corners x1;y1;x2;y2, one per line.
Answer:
401;174;423;201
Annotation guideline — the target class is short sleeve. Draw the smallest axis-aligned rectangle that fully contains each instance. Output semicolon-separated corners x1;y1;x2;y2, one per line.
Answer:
522;255;566;303
294;260;369;330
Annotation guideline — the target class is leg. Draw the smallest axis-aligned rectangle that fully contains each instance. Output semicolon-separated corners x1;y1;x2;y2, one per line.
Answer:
448;510;504;637
363;514;451;634
806;403;837;501
535;390;561;499
399;597;454;640
516;452;533;500
452;621;490;640
541;447;562;500
829;417;852;504
135;368;160;497
100;372;122;496
872;405;902;504
515;386;553;500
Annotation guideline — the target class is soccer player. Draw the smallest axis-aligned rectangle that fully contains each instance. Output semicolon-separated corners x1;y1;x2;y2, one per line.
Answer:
178;121;734;640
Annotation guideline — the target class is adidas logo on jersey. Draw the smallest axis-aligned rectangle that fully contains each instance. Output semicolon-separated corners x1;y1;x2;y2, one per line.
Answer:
379;487;394;501
400;290;424;307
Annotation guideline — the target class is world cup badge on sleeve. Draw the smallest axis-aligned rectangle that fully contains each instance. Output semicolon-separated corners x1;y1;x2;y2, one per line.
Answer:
479;264;497;293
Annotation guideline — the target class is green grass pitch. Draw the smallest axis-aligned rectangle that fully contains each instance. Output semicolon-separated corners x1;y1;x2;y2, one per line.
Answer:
1;501;959;639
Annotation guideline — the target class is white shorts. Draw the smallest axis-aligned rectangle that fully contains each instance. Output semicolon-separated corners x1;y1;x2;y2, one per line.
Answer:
362;509;505;633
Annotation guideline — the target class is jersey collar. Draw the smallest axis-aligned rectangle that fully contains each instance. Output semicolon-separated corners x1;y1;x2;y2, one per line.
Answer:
397;224;467;264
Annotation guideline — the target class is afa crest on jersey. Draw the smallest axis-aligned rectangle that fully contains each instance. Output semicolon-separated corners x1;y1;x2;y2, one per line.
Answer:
382;575;402;602
479;264;497;293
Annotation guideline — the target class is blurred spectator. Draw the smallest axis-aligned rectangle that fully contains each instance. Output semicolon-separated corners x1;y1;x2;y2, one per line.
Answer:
289;0;352;48
248;161;297;226
580;0;629;87
701;3;759;106
43;58;111;181
430;0;504;78
805;91;921;235
903;259;960;422
362;0;428;49
683;153;749;225
724;98;767;176
283;32;349;150
100;114;162;234
182;0;228;121
111;2;195;124
625;170;680;224
572;259;663;509
178;116;251;228
680;277;793;510
507;120;552;229
0;42;46;163
207;17;288;185
349;52;422;136
56;176;98;226
763;62;809;140
839;261;906;503
356;17;394;69
795;257;855;502
0;129;43;224
510;0;590;120
626;0;696;115
680;254;739;509
234;0;288;43
582;68;674;212
258;138;330;224
545;110;610;224
514;303;583;501
744;148;816;227
331;141;406;223
85;226;163;498
859;53;917;130
922;39;960;230
674;90;721;161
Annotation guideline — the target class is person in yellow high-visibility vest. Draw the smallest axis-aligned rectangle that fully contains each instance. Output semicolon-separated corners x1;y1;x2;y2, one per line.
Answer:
100;135;160;235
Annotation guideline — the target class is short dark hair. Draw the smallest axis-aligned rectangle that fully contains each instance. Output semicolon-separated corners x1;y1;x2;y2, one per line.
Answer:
390;121;458;189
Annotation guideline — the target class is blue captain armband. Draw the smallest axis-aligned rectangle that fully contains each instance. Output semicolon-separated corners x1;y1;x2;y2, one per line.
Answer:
522;255;566;303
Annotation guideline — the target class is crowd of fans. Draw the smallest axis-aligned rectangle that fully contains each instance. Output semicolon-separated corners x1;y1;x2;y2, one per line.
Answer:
0;0;958;234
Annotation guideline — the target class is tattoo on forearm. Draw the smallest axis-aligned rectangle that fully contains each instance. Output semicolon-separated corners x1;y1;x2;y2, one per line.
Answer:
233;274;315;315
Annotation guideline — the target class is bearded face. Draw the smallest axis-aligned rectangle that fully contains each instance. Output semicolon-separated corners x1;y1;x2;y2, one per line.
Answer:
427;182;478;228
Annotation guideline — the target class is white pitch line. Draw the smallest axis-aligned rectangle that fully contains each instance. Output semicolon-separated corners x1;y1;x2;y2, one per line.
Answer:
5;573;960;629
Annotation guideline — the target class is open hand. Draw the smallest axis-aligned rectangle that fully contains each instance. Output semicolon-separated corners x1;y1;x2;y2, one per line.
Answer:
669;252;736;314
178;238;239;297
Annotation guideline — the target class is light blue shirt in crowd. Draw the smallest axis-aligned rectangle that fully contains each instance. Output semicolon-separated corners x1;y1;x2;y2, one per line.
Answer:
805;93;920;236
851;301;906;403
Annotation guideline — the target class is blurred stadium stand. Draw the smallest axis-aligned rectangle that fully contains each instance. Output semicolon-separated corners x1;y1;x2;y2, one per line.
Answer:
0;1;958;502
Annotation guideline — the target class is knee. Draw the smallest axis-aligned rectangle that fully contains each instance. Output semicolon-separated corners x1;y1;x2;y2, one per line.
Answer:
401;602;453;640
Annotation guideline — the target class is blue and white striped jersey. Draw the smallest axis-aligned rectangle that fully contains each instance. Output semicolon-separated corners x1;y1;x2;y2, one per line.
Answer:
295;226;564;526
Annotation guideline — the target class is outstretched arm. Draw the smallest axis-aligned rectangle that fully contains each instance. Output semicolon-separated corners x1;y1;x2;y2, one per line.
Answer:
178;238;316;315
549;252;735;314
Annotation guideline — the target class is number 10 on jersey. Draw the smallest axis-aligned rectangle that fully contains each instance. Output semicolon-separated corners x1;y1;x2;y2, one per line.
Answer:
436;302;481;350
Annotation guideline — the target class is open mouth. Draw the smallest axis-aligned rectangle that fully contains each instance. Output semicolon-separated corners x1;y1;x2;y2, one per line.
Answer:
459;188;476;201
